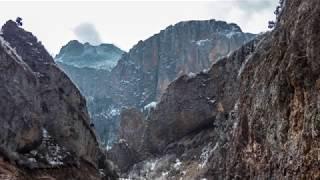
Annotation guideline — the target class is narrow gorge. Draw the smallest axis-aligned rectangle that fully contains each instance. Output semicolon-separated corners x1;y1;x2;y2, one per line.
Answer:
0;0;319;179
56;20;254;146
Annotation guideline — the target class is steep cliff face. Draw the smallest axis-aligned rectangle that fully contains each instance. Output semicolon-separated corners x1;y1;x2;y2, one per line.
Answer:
117;0;320;179
56;59;119;146
111;20;254;108
230;0;320;178
114;37;261;174
0;21;117;180
57;63;112;98
145;37;259;154
0;35;42;155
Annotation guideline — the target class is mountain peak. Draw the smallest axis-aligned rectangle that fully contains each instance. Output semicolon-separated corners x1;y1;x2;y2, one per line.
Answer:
55;40;124;70
2;19;18;29
1;20;54;66
174;19;242;32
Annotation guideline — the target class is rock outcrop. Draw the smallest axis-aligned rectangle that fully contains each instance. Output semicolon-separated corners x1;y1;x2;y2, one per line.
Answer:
117;0;320;179
0;20;117;179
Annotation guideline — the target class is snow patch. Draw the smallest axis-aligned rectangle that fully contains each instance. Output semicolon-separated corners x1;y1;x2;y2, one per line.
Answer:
41;128;69;166
109;108;120;116
28;157;37;163
161;171;169;178
149;160;157;171
206;97;216;105
238;53;253;78
99;107;120;120
202;68;210;74
173;159;182;170
42;128;49;138
195;39;210;46
226;31;241;39
144;101;157;111
187;72;197;79
0;36;24;64
46;145;64;166
120;80;130;84
199;142;219;168
105;145;112;151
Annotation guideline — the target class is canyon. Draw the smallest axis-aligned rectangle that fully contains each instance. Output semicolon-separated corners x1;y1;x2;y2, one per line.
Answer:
56;20;254;146
0;0;319;179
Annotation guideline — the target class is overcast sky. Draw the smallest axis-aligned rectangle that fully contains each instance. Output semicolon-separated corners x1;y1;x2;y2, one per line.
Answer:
0;1;278;55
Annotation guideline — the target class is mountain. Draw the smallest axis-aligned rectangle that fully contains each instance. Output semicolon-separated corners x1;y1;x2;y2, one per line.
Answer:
57;19;255;146
111;0;320;179
56;40;124;70
110;20;255;108
0;20;117;180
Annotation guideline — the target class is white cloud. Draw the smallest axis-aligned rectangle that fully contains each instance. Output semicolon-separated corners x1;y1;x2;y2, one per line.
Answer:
73;23;102;45
0;1;278;55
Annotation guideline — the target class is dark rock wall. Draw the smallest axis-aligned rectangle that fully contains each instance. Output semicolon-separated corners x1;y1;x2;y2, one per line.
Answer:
1;20;99;163
0;21;117;179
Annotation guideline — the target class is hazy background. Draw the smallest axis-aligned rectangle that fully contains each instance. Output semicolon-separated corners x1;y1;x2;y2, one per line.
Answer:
0;1;278;55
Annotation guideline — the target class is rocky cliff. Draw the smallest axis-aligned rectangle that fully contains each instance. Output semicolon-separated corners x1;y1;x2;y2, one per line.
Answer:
111;20;254;108
116;0;320;179
57;20;254;146
0;20;117;180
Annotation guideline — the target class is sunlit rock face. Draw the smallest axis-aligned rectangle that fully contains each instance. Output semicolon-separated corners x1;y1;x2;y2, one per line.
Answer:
115;0;320;179
0;20;117;180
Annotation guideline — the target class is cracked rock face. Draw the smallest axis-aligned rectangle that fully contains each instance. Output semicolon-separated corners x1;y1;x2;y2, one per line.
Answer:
0;21;117;179
116;0;320;179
